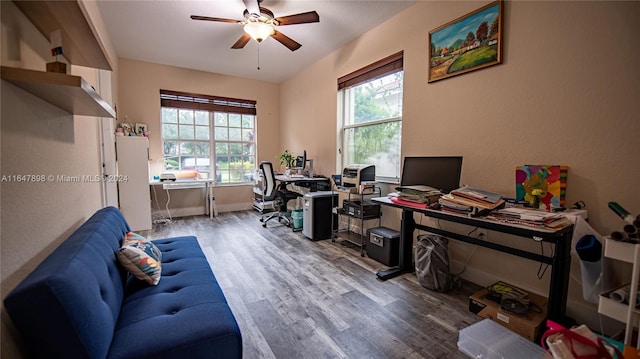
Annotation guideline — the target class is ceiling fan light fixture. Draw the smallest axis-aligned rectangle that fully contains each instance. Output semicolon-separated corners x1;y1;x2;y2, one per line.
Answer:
244;21;274;42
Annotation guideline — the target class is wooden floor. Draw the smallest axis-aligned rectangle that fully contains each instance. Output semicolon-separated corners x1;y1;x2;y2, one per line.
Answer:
142;211;482;359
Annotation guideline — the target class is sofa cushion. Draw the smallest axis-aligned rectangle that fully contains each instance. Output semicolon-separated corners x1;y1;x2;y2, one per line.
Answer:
3;206;130;359
108;236;242;359
116;232;162;285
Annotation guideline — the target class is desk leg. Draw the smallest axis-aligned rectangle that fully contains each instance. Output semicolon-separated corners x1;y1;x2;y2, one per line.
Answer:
376;208;416;280
206;184;216;220
205;185;209;219
548;230;572;324
205;185;210;220
400;209;416;272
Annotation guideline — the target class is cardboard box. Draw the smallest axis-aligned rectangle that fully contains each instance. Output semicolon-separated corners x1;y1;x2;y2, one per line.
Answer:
469;282;548;341
46;61;67;74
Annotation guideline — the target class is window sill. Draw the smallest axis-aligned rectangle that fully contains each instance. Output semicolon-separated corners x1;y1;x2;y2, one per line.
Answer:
215;183;256;188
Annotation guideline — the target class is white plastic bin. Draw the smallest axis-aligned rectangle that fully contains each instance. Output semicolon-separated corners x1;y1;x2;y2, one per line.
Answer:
458;319;546;359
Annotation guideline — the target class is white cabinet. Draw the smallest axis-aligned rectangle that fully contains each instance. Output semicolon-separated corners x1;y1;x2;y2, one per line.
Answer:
598;238;640;347
116;137;151;231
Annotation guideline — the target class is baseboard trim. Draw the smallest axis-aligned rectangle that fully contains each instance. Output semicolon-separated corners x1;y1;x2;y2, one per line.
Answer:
152;203;254;219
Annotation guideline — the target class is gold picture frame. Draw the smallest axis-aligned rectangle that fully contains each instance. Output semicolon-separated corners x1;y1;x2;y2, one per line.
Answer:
428;0;503;83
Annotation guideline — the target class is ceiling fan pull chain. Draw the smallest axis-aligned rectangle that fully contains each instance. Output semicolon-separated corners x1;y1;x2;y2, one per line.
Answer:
257;44;261;70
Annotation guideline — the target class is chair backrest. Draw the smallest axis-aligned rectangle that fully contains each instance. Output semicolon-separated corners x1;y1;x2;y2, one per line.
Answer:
260;161;277;201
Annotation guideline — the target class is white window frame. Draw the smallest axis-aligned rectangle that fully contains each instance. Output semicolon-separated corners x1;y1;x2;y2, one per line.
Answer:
160;90;257;185
337;52;404;182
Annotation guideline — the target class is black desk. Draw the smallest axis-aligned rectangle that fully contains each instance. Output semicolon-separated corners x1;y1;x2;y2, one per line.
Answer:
275;175;331;192
372;196;574;324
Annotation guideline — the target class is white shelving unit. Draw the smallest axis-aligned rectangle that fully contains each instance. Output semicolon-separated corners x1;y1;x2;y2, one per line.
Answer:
1;67;115;118
2;1;115;118
12;1;113;71
598;238;640;347
252;174;275;213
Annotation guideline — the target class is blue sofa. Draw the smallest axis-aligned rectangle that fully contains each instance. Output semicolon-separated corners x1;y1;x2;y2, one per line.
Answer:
4;206;242;359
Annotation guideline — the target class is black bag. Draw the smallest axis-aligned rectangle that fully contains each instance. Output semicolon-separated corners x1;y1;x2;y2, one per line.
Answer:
415;234;454;292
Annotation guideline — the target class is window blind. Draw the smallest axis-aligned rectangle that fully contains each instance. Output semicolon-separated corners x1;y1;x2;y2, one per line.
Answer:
160;89;257;115
337;51;404;91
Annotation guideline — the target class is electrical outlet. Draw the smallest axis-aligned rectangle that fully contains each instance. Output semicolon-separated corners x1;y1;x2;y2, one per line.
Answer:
476;228;488;240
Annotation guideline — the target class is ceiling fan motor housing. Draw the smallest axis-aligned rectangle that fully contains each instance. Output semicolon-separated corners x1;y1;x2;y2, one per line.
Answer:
243;8;279;26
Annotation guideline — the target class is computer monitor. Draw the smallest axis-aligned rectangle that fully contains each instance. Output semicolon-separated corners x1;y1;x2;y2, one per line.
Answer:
400;156;463;193
295;150;307;170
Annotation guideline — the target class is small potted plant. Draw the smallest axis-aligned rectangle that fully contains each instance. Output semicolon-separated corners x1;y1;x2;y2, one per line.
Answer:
276;150;296;174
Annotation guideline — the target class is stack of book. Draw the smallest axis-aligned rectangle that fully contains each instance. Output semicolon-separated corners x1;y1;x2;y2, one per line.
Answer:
389;185;443;209
438;186;505;216
486;207;570;229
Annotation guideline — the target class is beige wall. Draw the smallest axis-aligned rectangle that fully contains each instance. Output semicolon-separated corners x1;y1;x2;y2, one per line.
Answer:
281;1;640;328
0;1;118;357
2;0;639;352
117;58;281;213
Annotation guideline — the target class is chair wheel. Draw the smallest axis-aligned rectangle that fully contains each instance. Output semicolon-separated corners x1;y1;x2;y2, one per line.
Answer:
262;223;267;227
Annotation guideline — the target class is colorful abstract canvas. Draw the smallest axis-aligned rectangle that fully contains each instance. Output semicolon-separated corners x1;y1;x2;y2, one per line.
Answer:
516;165;567;211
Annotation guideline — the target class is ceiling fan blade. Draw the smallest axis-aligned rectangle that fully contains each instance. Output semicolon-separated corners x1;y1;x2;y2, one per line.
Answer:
271;30;302;51
275;11;319;26
190;15;242;24
242;0;260;15
231;33;252;49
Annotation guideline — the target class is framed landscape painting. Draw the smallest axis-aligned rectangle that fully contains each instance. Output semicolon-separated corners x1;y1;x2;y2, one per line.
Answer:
428;0;503;83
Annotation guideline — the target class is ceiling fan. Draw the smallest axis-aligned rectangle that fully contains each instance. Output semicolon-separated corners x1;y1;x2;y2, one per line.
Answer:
191;0;319;52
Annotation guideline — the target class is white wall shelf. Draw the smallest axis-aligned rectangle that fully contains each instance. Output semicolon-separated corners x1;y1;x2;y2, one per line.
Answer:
3;1;115;118
12;0;113;71
1;66;115;118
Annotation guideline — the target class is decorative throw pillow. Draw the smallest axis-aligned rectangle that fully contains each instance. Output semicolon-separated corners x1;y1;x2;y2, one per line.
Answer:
116;232;162;285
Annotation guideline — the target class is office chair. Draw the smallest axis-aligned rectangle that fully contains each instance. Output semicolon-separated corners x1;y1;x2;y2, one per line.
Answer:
259;161;301;228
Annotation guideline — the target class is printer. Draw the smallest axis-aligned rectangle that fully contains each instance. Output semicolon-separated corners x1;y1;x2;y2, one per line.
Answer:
342;164;375;191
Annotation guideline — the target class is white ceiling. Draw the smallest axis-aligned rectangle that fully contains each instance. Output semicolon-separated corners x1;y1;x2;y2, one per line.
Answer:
96;0;416;83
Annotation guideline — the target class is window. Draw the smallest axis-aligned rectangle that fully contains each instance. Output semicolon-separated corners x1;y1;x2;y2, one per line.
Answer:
337;51;403;182
160;90;256;184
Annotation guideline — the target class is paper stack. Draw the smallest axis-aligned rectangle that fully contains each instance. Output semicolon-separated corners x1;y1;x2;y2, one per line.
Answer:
438;186;505;215
390;185;443;209
487;207;570;229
